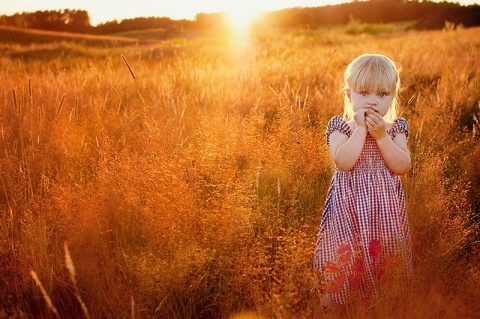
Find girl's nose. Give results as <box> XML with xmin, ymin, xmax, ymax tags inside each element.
<box><xmin>367</xmin><ymin>101</ymin><xmax>377</xmax><ymax>106</ymax></box>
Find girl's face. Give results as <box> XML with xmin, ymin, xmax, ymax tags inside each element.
<box><xmin>347</xmin><ymin>89</ymin><xmax>394</xmax><ymax>117</ymax></box>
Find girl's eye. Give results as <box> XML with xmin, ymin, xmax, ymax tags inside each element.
<box><xmin>379</xmin><ymin>92</ymin><xmax>389</xmax><ymax>97</ymax></box>
<box><xmin>360</xmin><ymin>91</ymin><xmax>368</xmax><ymax>96</ymax></box>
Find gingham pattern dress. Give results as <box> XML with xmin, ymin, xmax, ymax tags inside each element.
<box><xmin>314</xmin><ymin>116</ymin><xmax>412</xmax><ymax>304</ymax></box>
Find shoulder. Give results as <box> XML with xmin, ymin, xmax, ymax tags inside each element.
<box><xmin>326</xmin><ymin>116</ymin><xmax>352</xmax><ymax>145</ymax></box>
<box><xmin>327</xmin><ymin>115</ymin><xmax>344</xmax><ymax>127</ymax></box>
<box><xmin>388</xmin><ymin>117</ymin><xmax>410</xmax><ymax>139</ymax></box>
<box><xmin>326</xmin><ymin>116</ymin><xmax>352</xmax><ymax>135</ymax></box>
<box><xmin>394</xmin><ymin>117</ymin><xmax>408</xmax><ymax>127</ymax></box>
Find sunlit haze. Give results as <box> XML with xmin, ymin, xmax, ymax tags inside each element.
<box><xmin>0</xmin><ymin>0</ymin><xmax>478</xmax><ymax>25</ymax></box>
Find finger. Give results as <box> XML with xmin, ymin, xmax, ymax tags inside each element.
<box><xmin>365</xmin><ymin>114</ymin><xmax>378</xmax><ymax>125</ymax></box>
<box><xmin>369</xmin><ymin>112</ymin><xmax>383</xmax><ymax>125</ymax></box>
<box><xmin>365</xmin><ymin>118</ymin><xmax>375</xmax><ymax>130</ymax></box>
<box><xmin>372</xmin><ymin>112</ymin><xmax>382</xmax><ymax>122</ymax></box>
<box><xmin>367</xmin><ymin>109</ymin><xmax>380</xmax><ymax>118</ymax></box>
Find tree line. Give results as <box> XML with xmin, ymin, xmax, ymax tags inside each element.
<box><xmin>0</xmin><ymin>0</ymin><xmax>479</xmax><ymax>35</ymax></box>
<box><xmin>264</xmin><ymin>0</ymin><xmax>480</xmax><ymax>29</ymax></box>
<box><xmin>0</xmin><ymin>9</ymin><xmax>91</xmax><ymax>33</ymax></box>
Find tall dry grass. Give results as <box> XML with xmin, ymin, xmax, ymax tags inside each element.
<box><xmin>0</xmin><ymin>25</ymin><xmax>479</xmax><ymax>318</ymax></box>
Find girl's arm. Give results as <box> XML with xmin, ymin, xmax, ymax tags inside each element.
<box><xmin>329</xmin><ymin>109</ymin><xmax>368</xmax><ymax>171</ymax></box>
<box><xmin>365</xmin><ymin>110</ymin><xmax>411</xmax><ymax>175</ymax></box>
<box><xmin>375</xmin><ymin>133</ymin><xmax>410</xmax><ymax>175</ymax></box>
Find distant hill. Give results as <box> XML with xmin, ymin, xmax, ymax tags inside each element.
<box><xmin>413</xmin><ymin>4</ymin><xmax>480</xmax><ymax>29</ymax></box>
<box><xmin>260</xmin><ymin>1</ymin><xmax>480</xmax><ymax>30</ymax></box>
<box><xmin>0</xmin><ymin>25</ymin><xmax>139</xmax><ymax>46</ymax></box>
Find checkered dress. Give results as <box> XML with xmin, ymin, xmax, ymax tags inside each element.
<box><xmin>314</xmin><ymin>116</ymin><xmax>412</xmax><ymax>304</ymax></box>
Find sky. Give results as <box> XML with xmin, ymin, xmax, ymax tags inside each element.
<box><xmin>0</xmin><ymin>0</ymin><xmax>479</xmax><ymax>26</ymax></box>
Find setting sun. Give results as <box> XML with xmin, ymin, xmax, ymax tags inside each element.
<box><xmin>225</xmin><ymin>5</ymin><xmax>265</xmax><ymax>39</ymax></box>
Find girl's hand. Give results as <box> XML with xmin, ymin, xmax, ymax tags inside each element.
<box><xmin>353</xmin><ymin>107</ymin><xmax>369</xmax><ymax>128</ymax></box>
<box><xmin>365</xmin><ymin>109</ymin><xmax>387</xmax><ymax>140</ymax></box>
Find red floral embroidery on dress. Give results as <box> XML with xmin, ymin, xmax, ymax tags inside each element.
<box><xmin>330</xmin><ymin>274</ymin><xmax>347</xmax><ymax>293</ymax></box>
<box><xmin>323</xmin><ymin>261</ymin><xmax>342</xmax><ymax>275</ymax></box>
<box><xmin>351</xmin><ymin>257</ymin><xmax>364</xmax><ymax>273</ymax></box>
<box><xmin>323</xmin><ymin>244</ymin><xmax>367</xmax><ymax>294</ymax></box>
<box><xmin>348</xmin><ymin>274</ymin><xmax>361</xmax><ymax>291</ymax></box>
<box><xmin>338</xmin><ymin>244</ymin><xmax>353</xmax><ymax>264</ymax></box>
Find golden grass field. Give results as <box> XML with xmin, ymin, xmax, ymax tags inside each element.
<box><xmin>0</xmin><ymin>24</ymin><xmax>479</xmax><ymax>318</ymax></box>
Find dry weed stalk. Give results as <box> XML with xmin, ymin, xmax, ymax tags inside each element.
<box><xmin>55</xmin><ymin>94</ymin><xmax>66</xmax><ymax>119</ymax></box>
<box><xmin>28</xmin><ymin>78</ymin><xmax>33</xmax><ymax>99</ymax></box>
<box><xmin>121</xmin><ymin>54</ymin><xmax>147</xmax><ymax>106</ymax></box>
<box><xmin>122</xmin><ymin>55</ymin><xmax>136</xmax><ymax>80</ymax></box>
<box><xmin>69</xmin><ymin>97</ymin><xmax>78</xmax><ymax>124</ymax></box>
<box><xmin>12</xmin><ymin>88</ymin><xmax>18</xmax><ymax>111</ymax></box>
<box><xmin>64</xmin><ymin>242</ymin><xmax>91</xmax><ymax>319</ymax></box>
<box><xmin>131</xmin><ymin>296</ymin><xmax>135</xmax><ymax>319</ymax></box>
<box><xmin>30</xmin><ymin>270</ymin><xmax>61</xmax><ymax>319</ymax></box>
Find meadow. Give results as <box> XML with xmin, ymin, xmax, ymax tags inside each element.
<box><xmin>0</xmin><ymin>24</ymin><xmax>479</xmax><ymax>318</ymax></box>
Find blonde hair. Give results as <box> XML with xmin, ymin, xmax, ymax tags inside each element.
<box><xmin>343</xmin><ymin>54</ymin><xmax>401</xmax><ymax>122</ymax></box>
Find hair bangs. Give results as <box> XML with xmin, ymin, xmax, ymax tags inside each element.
<box><xmin>347</xmin><ymin>56</ymin><xmax>398</xmax><ymax>94</ymax></box>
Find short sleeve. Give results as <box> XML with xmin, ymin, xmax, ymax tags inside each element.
<box><xmin>388</xmin><ymin>118</ymin><xmax>410</xmax><ymax>139</ymax></box>
<box><xmin>326</xmin><ymin>116</ymin><xmax>352</xmax><ymax>146</ymax></box>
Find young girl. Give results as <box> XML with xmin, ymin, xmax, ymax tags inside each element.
<box><xmin>314</xmin><ymin>54</ymin><xmax>412</xmax><ymax>314</ymax></box>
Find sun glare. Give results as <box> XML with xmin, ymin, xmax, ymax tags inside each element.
<box><xmin>225</xmin><ymin>5</ymin><xmax>264</xmax><ymax>40</ymax></box>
